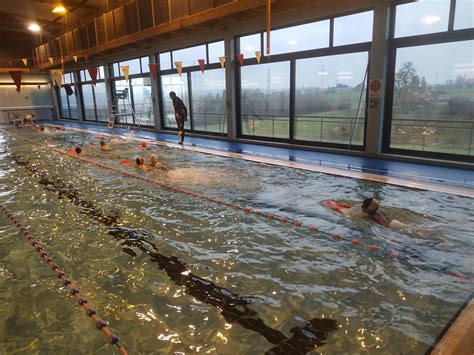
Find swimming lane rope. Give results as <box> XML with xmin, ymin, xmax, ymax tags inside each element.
<box><xmin>4</xmin><ymin>130</ymin><xmax>399</xmax><ymax>259</ymax></box>
<box><xmin>0</xmin><ymin>203</ymin><xmax>128</xmax><ymax>355</ymax></box>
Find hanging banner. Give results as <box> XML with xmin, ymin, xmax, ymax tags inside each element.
<box><xmin>120</xmin><ymin>66</ymin><xmax>130</xmax><ymax>81</ymax></box>
<box><xmin>219</xmin><ymin>56</ymin><xmax>225</xmax><ymax>69</ymax></box>
<box><xmin>8</xmin><ymin>59</ymin><xmax>13</xmax><ymax>66</ymax></box>
<box><xmin>255</xmin><ymin>51</ymin><xmax>261</xmax><ymax>64</ymax></box>
<box><xmin>149</xmin><ymin>63</ymin><xmax>158</xmax><ymax>79</ymax></box>
<box><xmin>198</xmin><ymin>59</ymin><xmax>205</xmax><ymax>73</ymax></box>
<box><xmin>51</xmin><ymin>69</ymin><xmax>63</xmax><ymax>88</ymax></box>
<box><xmin>175</xmin><ymin>61</ymin><xmax>183</xmax><ymax>77</ymax></box>
<box><xmin>236</xmin><ymin>53</ymin><xmax>244</xmax><ymax>66</ymax></box>
<box><xmin>9</xmin><ymin>71</ymin><xmax>22</xmax><ymax>93</ymax></box>
<box><xmin>49</xmin><ymin>57</ymin><xmax>54</xmax><ymax>64</ymax></box>
<box><xmin>22</xmin><ymin>58</ymin><xmax>28</xmax><ymax>66</ymax></box>
<box><xmin>87</xmin><ymin>67</ymin><xmax>98</xmax><ymax>86</ymax></box>
<box><xmin>73</xmin><ymin>55</ymin><xmax>78</xmax><ymax>63</ymax></box>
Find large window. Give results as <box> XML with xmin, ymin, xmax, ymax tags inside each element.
<box><xmin>111</xmin><ymin>57</ymin><xmax>153</xmax><ymax>126</ymax></box>
<box><xmin>385</xmin><ymin>1</ymin><xmax>474</xmax><ymax>159</ymax></box>
<box><xmin>79</xmin><ymin>66</ymin><xmax>108</xmax><ymax>122</ymax></box>
<box><xmin>295</xmin><ymin>52</ymin><xmax>368</xmax><ymax>145</ymax></box>
<box><xmin>241</xmin><ymin>62</ymin><xmax>290</xmax><ymax>139</ymax></box>
<box><xmin>237</xmin><ymin>10</ymin><xmax>372</xmax><ymax>148</ymax></box>
<box><xmin>58</xmin><ymin>73</ymin><xmax>79</xmax><ymax>119</ymax></box>
<box><xmin>158</xmin><ymin>41</ymin><xmax>227</xmax><ymax>134</ymax></box>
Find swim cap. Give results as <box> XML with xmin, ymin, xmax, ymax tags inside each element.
<box><xmin>141</xmin><ymin>141</ymin><xmax>147</xmax><ymax>148</ymax></box>
<box><xmin>100</xmin><ymin>140</ymin><xmax>106</xmax><ymax>146</ymax></box>
<box><xmin>75</xmin><ymin>147</ymin><xmax>82</xmax><ymax>154</ymax></box>
<box><xmin>136</xmin><ymin>157</ymin><xmax>144</xmax><ymax>165</ymax></box>
<box><xmin>362</xmin><ymin>198</ymin><xmax>379</xmax><ymax>215</ymax></box>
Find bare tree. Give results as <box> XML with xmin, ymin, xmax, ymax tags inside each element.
<box><xmin>394</xmin><ymin>62</ymin><xmax>418</xmax><ymax>113</ymax></box>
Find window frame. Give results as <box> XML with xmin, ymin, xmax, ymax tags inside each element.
<box><xmin>382</xmin><ymin>1</ymin><xmax>474</xmax><ymax>162</ymax></box>
<box><xmin>79</xmin><ymin>66</ymin><xmax>109</xmax><ymax>122</ymax></box>
<box><xmin>57</xmin><ymin>72</ymin><xmax>80</xmax><ymax>120</ymax></box>
<box><xmin>235</xmin><ymin>9</ymin><xmax>373</xmax><ymax>151</ymax></box>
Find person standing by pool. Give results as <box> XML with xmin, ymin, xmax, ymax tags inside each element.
<box><xmin>169</xmin><ymin>91</ymin><xmax>187</xmax><ymax>145</ymax></box>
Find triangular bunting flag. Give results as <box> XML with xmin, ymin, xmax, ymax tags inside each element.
<box><xmin>49</xmin><ymin>57</ymin><xmax>54</xmax><ymax>64</ymax></box>
<box><xmin>149</xmin><ymin>63</ymin><xmax>158</xmax><ymax>79</ymax></box>
<box><xmin>219</xmin><ymin>56</ymin><xmax>225</xmax><ymax>69</ymax></box>
<box><xmin>198</xmin><ymin>59</ymin><xmax>205</xmax><ymax>73</ymax></box>
<box><xmin>255</xmin><ymin>51</ymin><xmax>261</xmax><ymax>64</ymax></box>
<box><xmin>175</xmin><ymin>61</ymin><xmax>183</xmax><ymax>77</ymax></box>
<box><xmin>37</xmin><ymin>85</ymin><xmax>41</xmax><ymax>90</ymax></box>
<box><xmin>51</xmin><ymin>69</ymin><xmax>63</xmax><ymax>88</ymax></box>
<box><xmin>22</xmin><ymin>58</ymin><xmax>28</xmax><ymax>66</ymax></box>
<box><xmin>84</xmin><ymin>54</ymin><xmax>89</xmax><ymax>61</ymax></box>
<box><xmin>120</xmin><ymin>66</ymin><xmax>129</xmax><ymax>81</ymax></box>
<box><xmin>73</xmin><ymin>55</ymin><xmax>78</xmax><ymax>63</ymax></box>
<box><xmin>236</xmin><ymin>53</ymin><xmax>244</xmax><ymax>66</ymax></box>
<box><xmin>87</xmin><ymin>67</ymin><xmax>98</xmax><ymax>86</ymax></box>
<box><xmin>8</xmin><ymin>59</ymin><xmax>13</xmax><ymax>66</ymax></box>
<box><xmin>35</xmin><ymin>57</ymin><xmax>41</xmax><ymax>66</ymax></box>
<box><xmin>9</xmin><ymin>71</ymin><xmax>22</xmax><ymax>93</ymax></box>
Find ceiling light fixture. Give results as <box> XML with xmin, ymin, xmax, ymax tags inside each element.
<box><xmin>52</xmin><ymin>5</ymin><xmax>67</xmax><ymax>14</ymax></box>
<box><xmin>28</xmin><ymin>23</ymin><xmax>41</xmax><ymax>32</ymax></box>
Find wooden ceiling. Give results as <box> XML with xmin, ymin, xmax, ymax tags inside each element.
<box><xmin>0</xmin><ymin>0</ymin><xmax>129</xmax><ymax>58</ymax></box>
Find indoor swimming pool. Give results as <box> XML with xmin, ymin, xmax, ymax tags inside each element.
<box><xmin>0</xmin><ymin>126</ymin><xmax>472</xmax><ymax>354</ymax></box>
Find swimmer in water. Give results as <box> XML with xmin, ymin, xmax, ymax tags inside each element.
<box><xmin>67</xmin><ymin>147</ymin><xmax>83</xmax><ymax>157</ymax></box>
<box><xmin>99</xmin><ymin>140</ymin><xmax>112</xmax><ymax>151</ymax></box>
<box><xmin>135</xmin><ymin>157</ymin><xmax>152</xmax><ymax>172</ymax></box>
<box><xmin>33</xmin><ymin>126</ymin><xmax>45</xmax><ymax>133</ymax></box>
<box><xmin>139</xmin><ymin>141</ymin><xmax>150</xmax><ymax>150</ymax></box>
<box><xmin>321</xmin><ymin>197</ymin><xmax>405</xmax><ymax>229</ymax></box>
<box><xmin>149</xmin><ymin>154</ymin><xmax>160</xmax><ymax>168</ymax></box>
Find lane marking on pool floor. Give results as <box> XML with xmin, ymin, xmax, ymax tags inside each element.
<box><xmin>0</xmin><ymin>203</ymin><xmax>128</xmax><ymax>355</ymax></box>
<box><xmin>41</xmin><ymin>124</ymin><xmax>474</xmax><ymax>199</ymax></box>
<box><xmin>4</xmin><ymin>129</ymin><xmax>401</xmax><ymax>259</ymax></box>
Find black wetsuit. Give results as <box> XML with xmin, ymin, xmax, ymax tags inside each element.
<box><xmin>172</xmin><ymin>96</ymin><xmax>187</xmax><ymax>143</ymax></box>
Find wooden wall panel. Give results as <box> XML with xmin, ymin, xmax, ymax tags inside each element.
<box><xmin>152</xmin><ymin>0</ymin><xmax>169</xmax><ymax>25</ymax></box>
<box><xmin>137</xmin><ymin>0</ymin><xmax>153</xmax><ymax>30</ymax></box>
<box><xmin>87</xmin><ymin>21</ymin><xmax>97</xmax><ymax>48</ymax></box>
<box><xmin>79</xmin><ymin>25</ymin><xmax>89</xmax><ymax>50</ymax></box>
<box><xmin>114</xmin><ymin>6</ymin><xmax>127</xmax><ymax>38</ymax></box>
<box><xmin>104</xmin><ymin>11</ymin><xmax>116</xmax><ymax>42</ymax></box>
<box><xmin>73</xmin><ymin>28</ymin><xmax>82</xmax><ymax>51</ymax></box>
<box><xmin>170</xmin><ymin>0</ymin><xmax>189</xmax><ymax>21</ymax></box>
<box><xmin>95</xmin><ymin>16</ymin><xmax>106</xmax><ymax>45</ymax></box>
<box><xmin>125</xmin><ymin>2</ymin><xmax>139</xmax><ymax>35</ymax></box>
<box><xmin>190</xmin><ymin>0</ymin><xmax>213</xmax><ymax>14</ymax></box>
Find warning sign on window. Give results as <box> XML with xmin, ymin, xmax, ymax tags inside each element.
<box><xmin>369</xmin><ymin>79</ymin><xmax>382</xmax><ymax>98</ymax></box>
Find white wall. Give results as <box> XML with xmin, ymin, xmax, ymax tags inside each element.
<box><xmin>0</xmin><ymin>73</ymin><xmax>55</xmax><ymax>123</ymax></box>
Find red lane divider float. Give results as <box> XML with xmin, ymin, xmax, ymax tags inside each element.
<box><xmin>4</xmin><ymin>130</ymin><xmax>400</xmax><ymax>259</ymax></box>
<box><xmin>0</xmin><ymin>203</ymin><xmax>128</xmax><ymax>355</ymax></box>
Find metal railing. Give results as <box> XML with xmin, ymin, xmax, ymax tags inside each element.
<box><xmin>391</xmin><ymin>117</ymin><xmax>474</xmax><ymax>155</ymax></box>
<box><xmin>241</xmin><ymin>114</ymin><xmax>365</xmax><ymax>144</ymax></box>
<box><xmin>165</xmin><ymin>112</ymin><xmax>227</xmax><ymax>133</ymax></box>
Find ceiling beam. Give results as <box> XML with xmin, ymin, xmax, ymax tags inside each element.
<box><xmin>0</xmin><ymin>10</ymin><xmax>64</xmax><ymax>28</ymax></box>
<box><xmin>31</xmin><ymin>0</ymin><xmax>98</xmax><ymax>10</ymax></box>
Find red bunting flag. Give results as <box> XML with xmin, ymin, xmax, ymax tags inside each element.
<box><xmin>35</xmin><ymin>57</ymin><xmax>41</xmax><ymax>66</ymax></box>
<box><xmin>8</xmin><ymin>59</ymin><xmax>13</xmax><ymax>66</ymax></box>
<box><xmin>9</xmin><ymin>71</ymin><xmax>22</xmax><ymax>93</ymax></box>
<box><xmin>198</xmin><ymin>59</ymin><xmax>205</xmax><ymax>73</ymax></box>
<box><xmin>87</xmin><ymin>67</ymin><xmax>98</xmax><ymax>86</ymax></box>
<box><xmin>236</xmin><ymin>53</ymin><xmax>244</xmax><ymax>66</ymax></box>
<box><xmin>84</xmin><ymin>54</ymin><xmax>89</xmax><ymax>61</ymax></box>
<box><xmin>149</xmin><ymin>63</ymin><xmax>158</xmax><ymax>79</ymax></box>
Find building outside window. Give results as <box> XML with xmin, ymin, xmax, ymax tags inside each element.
<box><xmin>385</xmin><ymin>0</ymin><xmax>474</xmax><ymax>160</ymax></box>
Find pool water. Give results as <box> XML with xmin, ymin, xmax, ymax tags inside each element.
<box><xmin>0</xmin><ymin>126</ymin><xmax>472</xmax><ymax>354</ymax></box>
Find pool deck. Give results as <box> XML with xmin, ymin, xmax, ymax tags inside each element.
<box><xmin>15</xmin><ymin>121</ymin><xmax>474</xmax><ymax>197</ymax></box>
<box><xmin>429</xmin><ymin>296</ymin><xmax>474</xmax><ymax>355</ymax></box>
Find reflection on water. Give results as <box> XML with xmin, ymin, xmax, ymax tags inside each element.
<box><xmin>0</xmin><ymin>128</ymin><xmax>473</xmax><ymax>354</ymax></box>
